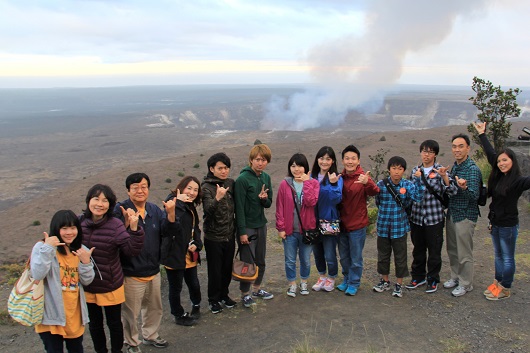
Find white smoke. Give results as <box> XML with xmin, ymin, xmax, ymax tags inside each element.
<box><xmin>262</xmin><ymin>0</ymin><xmax>492</xmax><ymax>131</ymax></box>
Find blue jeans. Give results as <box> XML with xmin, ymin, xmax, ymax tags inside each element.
<box><xmin>338</xmin><ymin>228</ymin><xmax>367</xmax><ymax>289</ymax></box>
<box><xmin>283</xmin><ymin>232</ymin><xmax>312</xmax><ymax>282</ymax></box>
<box><xmin>313</xmin><ymin>235</ymin><xmax>338</xmax><ymax>277</ymax></box>
<box><xmin>491</xmin><ymin>225</ymin><xmax>518</xmax><ymax>288</ymax></box>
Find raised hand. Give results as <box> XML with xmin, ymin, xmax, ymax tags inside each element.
<box><xmin>72</xmin><ymin>247</ymin><xmax>95</xmax><ymax>264</ymax></box>
<box><xmin>433</xmin><ymin>165</ymin><xmax>450</xmax><ymax>177</ymax></box>
<box><xmin>215</xmin><ymin>184</ymin><xmax>229</xmax><ymax>201</ymax></box>
<box><xmin>119</xmin><ymin>206</ymin><xmax>136</xmax><ymax>228</ymax></box>
<box><xmin>127</xmin><ymin>210</ymin><xmax>140</xmax><ymax>231</ymax></box>
<box><xmin>43</xmin><ymin>231</ymin><xmax>65</xmax><ymax>248</ymax></box>
<box><xmin>455</xmin><ymin>176</ymin><xmax>468</xmax><ymax>190</ymax></box>
<box><xmin>162</xmin><ymin>197</ymin><xmax>177</xmax><ymax>213</ymax></box>
<box><xmin>473</xmin><ymin>121</ymin><xmax>486</xmax><ymax>135</ymax></box>
<box><xmin>294</xmin><ymin>173</ymin><xmax>309</xmax><ymax>183</ymax></box>
<box><xmin>414</xmin><ymin>168</ymin><xmax>422</xmax><ymax>178</ymax></box>
<box><xmin>328</xmin><ymin>172</ymin><xmax>341</xmax><ymax>184</ymax></box>
<box><xmin>175</xmin><ymin>189</ymin><xmax>191</xmax><ymax>203</ymax></box>
<box><xmin>354</xmin><ymin>171</ymin><xmax>372</xmax><ymax>184</ymax></box>
<box><xmin>258</xmin><ymin>184</ymin><xmax>269</xmax><ymax>199</ymax></box>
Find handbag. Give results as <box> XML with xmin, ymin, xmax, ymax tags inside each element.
<box><xmin>291</xmin><ymin>189</ymin><xmax>321</xmax><ymax>245</ymax></box>
<box><xmin>7</xmin><ymin>257</ymin><xmax>44</xmax><ymax>326</ymax></box>
<box><xmin>232</xmin><ymin>242</ymin><xmax>259</xmax><ymax>282</ymax></box>
<box><xmin>319</xmin><ymin>219</ymin><xmax>340</xmax><ymax>235</ymax></box>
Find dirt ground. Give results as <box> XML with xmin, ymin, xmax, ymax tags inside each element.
<box><xmin>1</xmin><ymin>124</ymin><xmax>530</xmax><ymax>352</ymax></box>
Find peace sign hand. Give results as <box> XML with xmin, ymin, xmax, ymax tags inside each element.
<box><xmin>258</xmin><ymin>184</ymin><xmax>269</xmax><ymax>199</ymax></box>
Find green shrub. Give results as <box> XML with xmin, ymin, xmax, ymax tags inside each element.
<box><xmin>32</xmin><ymin>220</ymin><xmax>41</xmax><ymax>226</ymax></box>
<box><xmin>475</xmin><ymin>157</ymin><xmax>492</xmax><ymax>183</ymax></box>
<box><xmin>165</xmin><ymin>178</ymin><xmax>172</xmax><ymax>183</ymax></box>
<box><xmin>0</xmin><ymin>263</ymin><xmax>25</xmax><ymax>285</ymax></box>
<box><xmin>177</xmin><ymin>171</ymin><xmax>185</xmax><ymax>177</ymax></box>
<box><xmin>193</xmin><ymin>163</ymin><xmax>200</xmax><ymax>169</ymax></box>
<box><xmin>379</xmin><ymin>136</ymin><xmax>386</xmax><ymax>142</ymax></box>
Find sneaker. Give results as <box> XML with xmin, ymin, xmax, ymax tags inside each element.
<box><xmin>337</xmin><ymin>279</ymin><xmax>348</xmax><ymax>292</ymax></box>
<box><xmin>252</xmin><ymin>289</ymin><xmax>274</xmax><ymax>300</ymax></box>
<box><xmin>142</xmin><ymin>336</ymin><xmax>168</xmax><ymax>348</ymax></box>
<box><xmin>452</xmin><ymin>285</ymin><xmax>473</xmax><ymax>297</ymax></box>
<box><xmin>287</xmin><ymin>284</ymin><xmax>297</xmax><ymax>297</ymax></box>
<box><xmin>175</xmin><ymin>312</ymin><xmax>196</xmax><ymax>326</ymax></box>
<box><xmin>425</xmin><ymin>281</ymin><xmax>438</xmax><ymax>294</ymax></box>
<box><xmin>190</xmin><ymin>304</ymin><xmax>201</xmax><ymax>319</ymax></box>
<box><xmin>373</xmin><ymin>279</ymin><xmax>391</xmax><ymax>293</ymax></box>
<box><xmin>405</xmin><ymin>279</ymin><xmax>426</xmax><ymax>289</ymax></box>
<box><xmin>484</xmin><ymin>280</ymin><xmax>499</xmax><ymax>296</ymax></box>
<box><xmin>126</xmin><ymin>345</ymin><xmax>142</xmax><ymax>353</ymax></box>
<box><xmin>209</xmin><ymin>301</ymin><xmax>223</xmax><ymax>314</ymax></box>
<box><xmin>345</xmin><ymin>285</ymin><xmax>358</xmax><ymax>296</ymax></box>
<box><xmin>300</xmin><ymin>282</ymin><xmax>309</xmax><ymax>295</ymax></box>
<box><xmin>443</xmin><ymin>278</ymin><xmax>459</xmax><ymax>289</ymax></box>
<box><xmin>312</xmin><ymin>277</ymin><xmax>327</xmax><ymax>291</ymax></box>
<box><xmin>242</xmin><ymin>295</ymin><xmax>256</xmax><ymax>308</ymax></box>
<box><xmin>392</xmin><ymin>283</ymin><xmax>403</xmax><ymax>298</ymax></box>
<box><xmin>221</xmin><ymin>297</ymin><xmax>237</xmax><ymax>308</ymax></box>
<box><xmin>322</xmin><ymin>278</ymin><xmax>335</xmax><ymax>292</ymax></box>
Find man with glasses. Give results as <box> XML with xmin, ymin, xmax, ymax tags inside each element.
<box><xmin>406</xmin><ymin>141</ymin><xmax>457</xmax><ymax>293</ymax></box>
<box><xmin>115</xmin><ymin>173</ymin><xmax>168</xmax><ymax>353</ymax></box>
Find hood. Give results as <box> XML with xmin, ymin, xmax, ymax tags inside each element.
<box><xmin>341</xmin><ymin>165</ymin><xmax>365</xmax><ymax>179</ymax></box>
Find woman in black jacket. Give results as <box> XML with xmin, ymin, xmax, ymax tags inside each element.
<box><xmin>474</xmin><ymin>122</ymin><xmax>530</xmax><ymax>300</ymax></box>
<box><xmin>161</xmin><ymin>176</ymin><xmax>203</xmax><ymax>326</ymax></box>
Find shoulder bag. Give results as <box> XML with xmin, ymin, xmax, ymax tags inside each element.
<box><xmin>291</xmin><ymin>189</ymin><xmax>321</xmax><ymax>245</ymax></box>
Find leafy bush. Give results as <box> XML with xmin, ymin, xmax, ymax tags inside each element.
<box><xmin>165</xmin><ymin>178</ymin><xmax>172</xmax><ymax>183</ymax></box>
<box><xmin>32</xmin><ymin>220</ymin><xmax>41</xmax><ymax>226</ymax></box>
<box><xmin>177</xmin><ymin>171</ymin><xmax>185</xmax><ymax>177</ymax></box>
<box><xmin>193</xmin><ymin>163</ymin><xmax>200</xmax><ymax>169</ymax></box>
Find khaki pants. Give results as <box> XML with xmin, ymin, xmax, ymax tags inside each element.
<box><xmin>446</xmin><ymin>216</ymin><xmax>476</xmax><ymax>287</ymax></box>
<box><xmin>122</xmin><ymin>273</ymin><xmax>163</xmax><ymax>346</ymax></box>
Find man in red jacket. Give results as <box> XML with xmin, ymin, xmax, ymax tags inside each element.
<box><xmin>337</xmin><ymin>145</ymin><xmax>380</xmax><ymax>296</ymax></box>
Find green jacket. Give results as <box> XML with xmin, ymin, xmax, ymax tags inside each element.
<box><xmin>234</xmin><ymin>166</ymin><xmax>273</xmax><ymax>235</ymax></box>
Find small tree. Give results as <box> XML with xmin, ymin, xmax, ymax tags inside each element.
<box><xmin>368</xmin><ymin>148</ymin><xmax>389</xmax><ymax>181</ymax></box>
<box><xmin>467</xmin><ymin>76</ymin><xmax>521</xmax><ymax>154</ymax></box>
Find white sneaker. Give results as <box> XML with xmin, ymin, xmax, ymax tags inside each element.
<box><xmin>452</xmin><ymin>285</ymin><xmax>473</xmax><ymax>297</ymax></box>
<box><xmin>443</xmin><ymin>278</ymin><xmax>459</xmax><ymax>289</ymax></box>
<box><xmin>322</xmin><ymin>278</ymin><xmax>335</xmax><ymax>292</ymax></box>
<box><xmin>287</xmin><ymin>284</ymin><xmax>297</xmax><ymax>297</ymax></box>
<box><xmin>312</xmin><ymin>277</ymin><xmax>326</xmax><ymax>291</ymax></box>
<box><xmin>300</xmin><ymin>282</ymin><xmax>309</xmax><ymax>295</ymax></box>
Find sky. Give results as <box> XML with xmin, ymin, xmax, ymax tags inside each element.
<box><xmin>0</xmin><ymin>0</ymin><xmax>529</xmax><ymax>89</ymax></box>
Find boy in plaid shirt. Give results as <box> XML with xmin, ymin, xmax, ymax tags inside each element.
<box><xmin>373</xmin><ymin>156</ymin><xmax>425</xmax><ymax>297</ymax></box>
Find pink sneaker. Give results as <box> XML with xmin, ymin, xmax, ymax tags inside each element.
<box><xmin>322</xmin><ymin>278</ymin><xmax>335</xmax><ymax>292</ymax></box>
<box><xmin>312</xmin><ymin>278</ymin><xmax>327</xmax><ymax>291</ymax></box>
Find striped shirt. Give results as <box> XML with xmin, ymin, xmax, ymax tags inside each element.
<box><xmin>448</xmin><ymin>157</ymin><xmax>482</xmax><ymax>223</ymax></box>
<box><xmin>376</xmin><ymin>177</ymin><xmax>425</xmax><ymax>239</ymax></box>
<box><xmin>409</xmin><ymin>163</ymin><xmax>458</xmax><ymax>226</ymax></box>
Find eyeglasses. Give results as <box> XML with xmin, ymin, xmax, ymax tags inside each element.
<box><xmin>421</xmin><ymin>150</ymin><xmax>436</xmax><ymax>155</ymax></box>
<box><xmin>130</xmin><ymin>185</ymin><xmax>149</xmax><ymax>192</ymax></box>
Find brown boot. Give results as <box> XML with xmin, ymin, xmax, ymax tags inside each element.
<box><xmin>485</xmin><ymin>283</ymin><xmax>511</xmax><ymax>301</ymax></box>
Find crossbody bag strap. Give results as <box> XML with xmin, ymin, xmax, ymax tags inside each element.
<box><xmin>383</xmin><ymin>178</ymin><xmax>405</xmax><ymax>209</ymax></box>
<box><xmin>291</xmin><ymin>189</ymin><xmax>306</xmax><ymax>233</ymax></box>
<box><xmin>420</xmin><ymin>170</ymin><xmax>445</xmax><ymax>205</ymax></box>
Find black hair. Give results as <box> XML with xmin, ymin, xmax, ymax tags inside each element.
<box><xmin>488</xmin><ymin>148</ymin><xmax>521</xmax><ymax>197</ymax></box>
<box><xmin>172</xmin><ymin>176</ymin><xmax>202</xmax><ymax>206</ymax></box>
<box><xmin>451</xmin><ymin>133</ymin><xmax>471</xmax><ymax>146</ymax></box>
<box><xmin>83</xmin><ymin>184</ymin><xmax>117</xmax><ymax>219</ymax></box>
<box><xmin>207</xmin><ymin>152</ymin><xmax>231</xmax><ymax>171</ymax></box>
<box><xmin>125</xmin><ymin>173</ymin><xmax>150</xmax><ymax>190</ymax></box>
<box><xmin>387</xmin><ymin>156</ymin><xmax>407</xmax><ymax>170</ymax></box>
<box><xmin>341</xmin><ymin>145</ymin><xmax>361</xmax><ymax>159</ymax></box>
<box><xmin>287</xmin><ymin>153</ymin><xmax>310</xmax><ymax>178</ymax></box>
<box><xmin>49</xmin><ymin>210</ymin><xmax>83</xmax><ymax>255</ymax></box>
<box><xmin>419</xmin><ymin>140</ymin><xmax>439</xmax><ymax>155</ymax></box>
<box><xmin>311</xmin><ymin>146</ymin><xmax>338</xmax><ymax>184</ymax></box>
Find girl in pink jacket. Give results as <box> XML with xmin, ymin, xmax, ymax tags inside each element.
<box><xmin>276</xmin><ymin>153</ymin><xmax>319</xmax><ymax>298</ymax></box>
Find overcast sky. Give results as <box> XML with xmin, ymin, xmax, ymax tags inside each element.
<box><xmin>0</xmin><ymin>0</ymin><xmax>529</xmax><ymax>88</ymax></box>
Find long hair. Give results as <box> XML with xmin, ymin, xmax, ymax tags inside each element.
<box><xmin>83</xmin><ymin>184</ymin><xmax>117</xmax><ymax>219</ymax></box>
<box><xmin>172</xmin><ymin>176</ymin><xmax>202</xmax><ymax>206</ymax></box>
<box><xmin>49</xmin><ymin>210</ymin><xmax>83</xmax><ymax>255</ymax></box>
<box><xmin>311</xmin><ymin>146</ymin><xmax>338</xmax><ymax>185</ymax></box>
<box><xmin>487</xmin><ymin>148</ymin><xmax>521</xmax><ymax>197</ymax></box>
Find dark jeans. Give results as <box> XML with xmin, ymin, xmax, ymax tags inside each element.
<box><xmin>166</xmin><ymin>267</ymin><xmax>202</xmax><ymax>318</ymax></box>
<box><xmin>313</xmin><ymin>234</ymin><xmax>338</xmax><ymax>277</ymax></box>
<box><xmin>237</xmin><ymin>226</ymin><xmax>267</xmax><ymax>294</ymax></box>
<box><xmin>86</xmin><ymin>302</ymin><xmax>123</xmax><ymax>353</ymax></box>
<box><xmin>376</xmin><ymin>235</ymin><xmax>409</xmax><ymax>278</ymax></box>
<box><xmin>39</xmin><ymin>331</ymin><xmax>83</xmax><ymax>353</ymax></box>
<box><xmin>410</xmin><ymin>221</ymin><xmax>444</xmax><ymax>283</ymax></box>
<box><xmin>205</xmin><ymin>238</ymin><xmax>235</xmax><ymax>303</ymax></box>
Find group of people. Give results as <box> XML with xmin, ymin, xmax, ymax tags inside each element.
<box><xmin>29</xmin><ymin>124</ymin><xmax>528</xmax><ymax>353</ymax></box>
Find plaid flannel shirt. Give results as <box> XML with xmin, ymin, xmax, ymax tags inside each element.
<box><xmin>447</xmin><ymin>157</ymin><xmax>482</xmax><ymax>223</ymax></box>
<box><xmin>376</xmin><ymin>177</ymin><xmax>425</xmax><ymax>239</ymax></box>
<box><xmin>409</xmin><ymin>163</ymin><xmax>458</xmax><ymax>226</ymax></box>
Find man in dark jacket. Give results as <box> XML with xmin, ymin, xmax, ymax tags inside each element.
<box><xmin>202</xmin><ymin>153</ymin><xmax>237</xmax><ymax>314</ymax></box>
<box><xmin>115</xmin><ymin>173</ymin><xmax>168</xmax><ymax>353</ymax></box>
